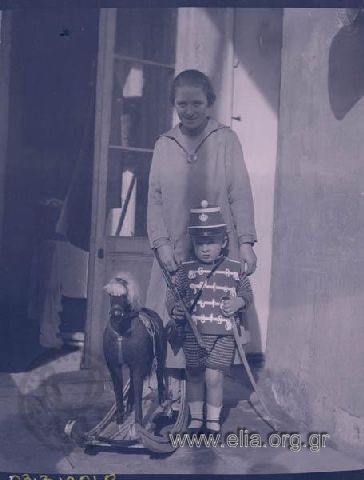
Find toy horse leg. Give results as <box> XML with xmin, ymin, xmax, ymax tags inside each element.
<box><xmin>155</xmin><ymin>326</ymin><xmax>167</xmax><ymax>405</ymax></box>
<box><xmin>132</xmin><ymin>368</ymin><xmax>144</xmax><ymax>426</ymax></box>
<box><xmin>109</xmin><ymin>365</ymin><xmax>124</xmax><ymax>424</ymax></box>
<box><xmin>126</xmin><ymin>372</ymin><xmax>134</xmax><ymax>414</ymax></box>
<box><xmin>156</xmin><ymin>363</ymin><xmax>166</xmax><ymax>405</ymax></box>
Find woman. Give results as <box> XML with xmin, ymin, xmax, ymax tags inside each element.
<box><xmin>146</xmin><ymin>69</ymin><xmax>257</xmax><ymax>368</ymax></box>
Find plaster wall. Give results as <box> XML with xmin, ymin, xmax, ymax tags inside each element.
<box><xmin>175</xmin><ymin>8</ymin><xmax>283</xmax><ymax>353</ymax></box>
<box><xmin>265</xmin><ymin>8</ymin><xmax>364</xmax><ymax>447</ymax></box>
<box><xmin>232</xmin><ymin>9</ymin><xmax>282</xmax><ymax>352</ymax></box>
<box><xmin>174</xmin><ymin>8</ymin><xmax>234</xmax><ymax>125</ymax></box>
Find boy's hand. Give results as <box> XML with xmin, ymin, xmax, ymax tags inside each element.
<box><xmin>171</xmin><ymin>302</ymin><xmax>186</xmax><ymax>325</ymax></box>
<box><xmin>165</xmin><ymin>320</ymin><xmax>185</xmax><ymax>353</ymax></box>
<box><xmin>221</xmin><ymin>297</ymin><xmax>245</xmax><ymax>317</ymax></box>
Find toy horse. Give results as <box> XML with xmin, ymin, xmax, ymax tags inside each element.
<box><xmin>103</xmin><ymin>273</ymin><xmax>166</xmax><ymax>426</ymax></box>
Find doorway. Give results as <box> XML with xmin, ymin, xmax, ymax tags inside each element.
<box><xmin>0</xmin><ymin>9</ymin><xmax>99</xmax><ymax>371</ymax></box>
<box><xmin>84</xmin><ymin>8</ymin><xmax>177</xmax><ymax>367</ymax></box>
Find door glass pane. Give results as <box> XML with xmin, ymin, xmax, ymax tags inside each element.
<box><xmin>115</xmin><ymin>8</ymin><xmax>177</xmax><ymax>65</ymax></box>
<box><xmin>105</xmin><ymin>8</ymin><xmax>177</xmax><ymax>238</ymax></box>
<box><xmin>109</xmin><ymin>63</ymin><xmax>175</xmax><ymax>150</ymax></box>
<box><xmin>106</xmin><ymin>149</ymin><xmax>151</xmax><ymax>237</ymax></box>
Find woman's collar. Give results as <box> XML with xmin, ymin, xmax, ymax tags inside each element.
<box><xmin>161</xmin><ymin>117</ymin><xmax>227</xmax><ymax>143</ymax></box>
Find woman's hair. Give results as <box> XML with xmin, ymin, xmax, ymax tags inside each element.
<box><xmin>169</xmin><ymin>69</ymin><xmax>216</xmax><ymax>107</ymax></box>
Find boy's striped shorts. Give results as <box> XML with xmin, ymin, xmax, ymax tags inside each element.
<box><xmin>183</xmin><ymin>331</ymin><xmax>235</xmax><ymax>372</ymax></box>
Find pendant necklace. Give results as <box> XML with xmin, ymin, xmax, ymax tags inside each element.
<box><xmin>173</xmin><ymin>135</ymin><xmax>206</xmax><ymax>164</ymax></box>
<box><xmin>172</xmin><ymin>122</ymin><xmax>217</xmax><ymax>164</ymax></box>
<box><xmin>171</xmin><ymin>139</ymin><xmax>201</xmax><ymax>164</ymax></box>
<box><xmin>179</xmin><ymin>137</ymin><xmax>202</xmax><ymax>164</ymax></box>
<box><xmin>187</xmin><ymin>152</ymin><xmax>198</xmax><ymax>164</ymax></box>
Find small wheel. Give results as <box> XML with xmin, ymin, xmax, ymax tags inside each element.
<box><xmin>137</xmin><ymin>370</ymin><xmax>189</xmax><ymax>453</ymax></box>
<box><xmin>141</xmin><ymin>369</ymin><xmax>188</xmax><ymax>434</ymax></box>
<box><xmin>65</xmin><ymin>419</ymin><xmax>86</xmax><ymax>446</ymax></box>
<box><xmin>84</xmin><ymin>445</ymin><xmax>99</xmax><ymax>456</ymax></box>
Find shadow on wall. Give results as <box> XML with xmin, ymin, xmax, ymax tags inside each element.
<box><xmin>208</xmin><ymin>8</ymin><xmax>283</xmax><ymax>114</ymax></box>
<box><xmin>206</xmin><ymin>9</ymin><xmax>283</xmax><ymax>354</ymax></box>
<box><xmin>329</xmin><ymin>17</ymin><xmax>364</xmax><ymax>119</ymax></box>
<box><xmin>247</xmin><ymin>304</ymin><xmax>262</xmax><ymax>353</ymax></box>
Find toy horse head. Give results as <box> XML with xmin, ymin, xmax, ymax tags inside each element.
<box><xmin>104</xmin><ymin>272</ymin><xmax>142</xmax><ymax>324</ymax></box>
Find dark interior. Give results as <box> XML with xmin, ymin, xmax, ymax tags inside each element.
<box><xmin>0</xmin><ymin>9</ymin><xmax>99</xmax><ymax>370</ymax></box>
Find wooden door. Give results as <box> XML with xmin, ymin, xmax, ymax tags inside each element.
<box><xmin>83</xmin><ymin>8</ymin><xmax>177</xmax><ymax>367</ymax></box>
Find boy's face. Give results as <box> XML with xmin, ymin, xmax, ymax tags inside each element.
<box><xmin>192</xmin><ymin>236</ymin><xmax>225</xmax><ymax>263</ymax></box>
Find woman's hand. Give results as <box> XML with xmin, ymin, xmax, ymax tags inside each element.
<box><xmin>157</xmin><ymin>244</ymin><xmax>178</xmax><ymax>273</ymax></box>
<box><xmin>239</xmin><ymin>243</ymin><xmax>257</xmax><ymax>276</ymax></box>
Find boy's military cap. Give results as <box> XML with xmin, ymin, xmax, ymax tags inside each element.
<box><xmin>188</xmin><ymin>200</ymin><xmax>227</xmax><ymax>238</ymax></box>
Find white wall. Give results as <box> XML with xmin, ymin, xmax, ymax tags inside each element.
<box><xmin>174</xmin><ymin>8</ymin><xmax>234</xmax><ymax>125</ymax></box>
<box><xmin>265</xmin><ymin>8</ymin><xmax>364</xmax><ymax>450</ymax></box>
<box><xmin>231</xmin><ymin>9</ymin><xmax>282</xmax><ymax>352</ymax></box>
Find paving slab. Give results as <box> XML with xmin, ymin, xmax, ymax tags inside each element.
<box><xmin>2</xmin><ymin>349</ymin><xmax>364</xmax><ymax>475</ymax></box>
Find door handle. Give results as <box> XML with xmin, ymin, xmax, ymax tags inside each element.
<box><xmin>231</xmin><ymin>115</ymin><xmax>241</xmax><ymax>122</ymax></box>
<box><xmin>97</xmin><ymin>248</ymin><xmax>104</xmax><ymax>259</ymax></box>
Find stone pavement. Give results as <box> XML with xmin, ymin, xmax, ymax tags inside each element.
<box><xmin>1</xmin><ymin>347</ymin><xmax>364</xmax><ymax>476</ymax></box>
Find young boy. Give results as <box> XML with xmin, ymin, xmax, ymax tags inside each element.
<box><xmin>167</xmin><ymin>200</ymin><xmax>253</xmax><ymax>434</ymax></box>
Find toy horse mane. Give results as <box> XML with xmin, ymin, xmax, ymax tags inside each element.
<box><xmin>103</xmin><ymin>272</ymin><xmax>142</xmax><ymax>312</ymax></box>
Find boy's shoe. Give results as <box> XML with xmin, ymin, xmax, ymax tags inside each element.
<box><xmin>204</xmin><ymin>419</ymin><xmax>221</xmax><ymax>435</ymax></box>
<box><xmin>186</xmin><ymin>417</ymin><xmax>204</xmax><ymax>435</ymax></box>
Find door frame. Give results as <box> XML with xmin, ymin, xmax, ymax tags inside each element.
<box><xmin>83</xmin><ymin>8</ymin><xmax>117</xmax><ymax>368</ymax></box>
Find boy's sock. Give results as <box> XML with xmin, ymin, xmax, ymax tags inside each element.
<box><xmin>188</xmin><ymin>401</ymin><xmax>204</xmax><ymax>429</ymax></box>
<box><xmin>206</xmin><ymin>404</ymin><xmax>222</xmax><ymax>432</ymax></box>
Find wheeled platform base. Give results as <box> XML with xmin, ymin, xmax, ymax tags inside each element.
<box><xmin>65</xmin><ymin>373</ymin><xmax>189</xmax><ymax>454</ymax></box>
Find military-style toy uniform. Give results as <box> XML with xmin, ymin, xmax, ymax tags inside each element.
<box><xmin>167</xmin><ymin>201</ymin><xmax>253</xmax><ymax>371</ymax></box>
<box><xmin>174</xmin><ymin>257</ymin><xmax>252</xmax><ymax>336</ymax></box>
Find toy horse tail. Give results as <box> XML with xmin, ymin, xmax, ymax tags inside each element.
<box><xmin>140</xmin><ymin>308</ymin><xmax>167</xmax><ymax>369</ymax></box>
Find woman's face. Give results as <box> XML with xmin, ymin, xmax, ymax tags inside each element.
<box><xmin>174</xmin><ymin>85</ymin><xmax>209</xmax><ymax>134</ymax></box>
